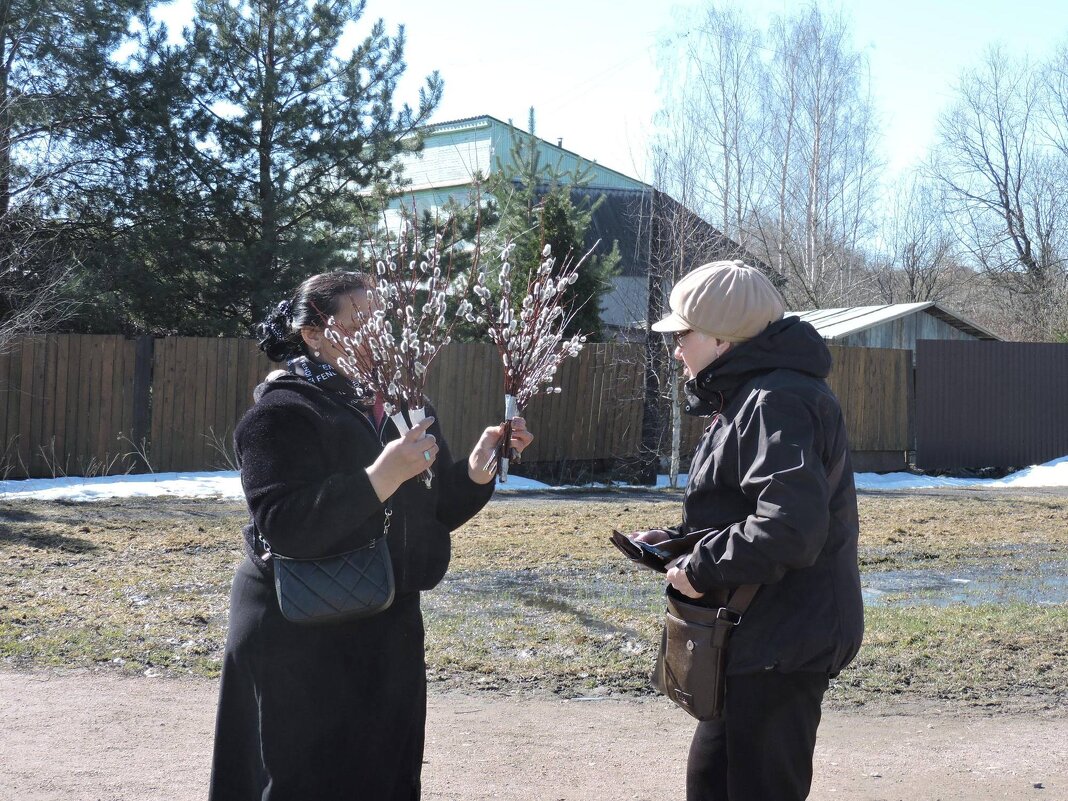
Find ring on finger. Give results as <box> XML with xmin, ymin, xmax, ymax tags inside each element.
<box><xmin>423</xmin><ymin>450</ymin><xmax>432</xmax><ymax>462</ymax></box>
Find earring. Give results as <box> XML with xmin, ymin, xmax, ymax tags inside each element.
<box><xmin>314</xmin><ymin>350</ymin><xmax>320</xmax><ymax>357</ymax></box>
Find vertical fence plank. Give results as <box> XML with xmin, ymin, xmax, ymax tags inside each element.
<box><xmin>192</xmin><ymin>337</ymin><xmax>209</xmax><ymax>470</ymax></box>
<box><xmin>116</xmin><ymin>337</ymin><xmax>136</xmax><ymax>473</ymax></box>
<box><xmin>0</xmin><ymin>345</ymin><xmax>13</xmax><ymax>471</ymax></box>
<box><xmin>213</xmin><ymin>339</ymin><xmax>233</xmax><ymax>469</ymax></box>
<box><xmin>52</xmin><ymin>335</ymin><xmax>70</xmax><ymax>474</ymax></box>
<box><xmin>26</xmin><ymin>338</ymin><xmax>47</xmax><ymax>475</ymax></box>
<box><xmin>6</xmin><ymin>340</ymin><xmax>25</xmax><ymax>474</ymax></box>
<box><xmin>108</xmin><ymin>337</ymin><xmax>125</xmax><ymax>473</ymax></box>
<box><xmin>95</xmin><ymin>337</ymin><xmax>115</xmax><ymax>471</ymax></box>
<box><xmin>40</xmin><ymin>337</ymin><xmax>59</xmax><ymax>474</ymax></box>
<box><xmin>17</xmin><ymin>337</ymin><xmax>35</xmax><ymax>473</ymax></box>
<box><xmin>0</xmin><ymin>347</ymin><xmax>10</xmax><ymax>451</ymax></box>
<box><xmin>63</xmin><ymin>336</ymin><xmax>81</xmax><ymax>476</ymax></box>
<box><xmin>153</xmin><ymin>337</ymin><xmax>171</xmax><ymax>469</ymax></box>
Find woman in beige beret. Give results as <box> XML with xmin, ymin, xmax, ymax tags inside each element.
<box><xmin>631</xmin><ymin>260</ymin><xmax>864</xmax><ymax>801</ymax></box>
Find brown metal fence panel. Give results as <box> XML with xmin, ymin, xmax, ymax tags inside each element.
<box><xmin>916</xmin><ymin>340</ymin><xmax>1068</xmax><ymax>469</ymax></box>
<box><xmin>0</xmin><ymin>335</ymin><xmax>138</xmax><ymax>478</ymax></box>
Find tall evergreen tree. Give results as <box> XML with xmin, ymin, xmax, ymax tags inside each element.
<box><xmin>486</xmin><ymin>110</ymin><xmax>620</xmax><ymax>341</ymax></box>
<box><xmin>77</xmin><ymin>0</ymin><xmax>442</xmax><ymax>335</ymax></box>
<box><xmin>0</xmin><ymin>0</ymin><xmax>153</xmax><ymax>337</ymax></box>
<box><xmin>0</xmin><ymin>0</ymin><xmax>153</xmax><ymax>215</ymax></box>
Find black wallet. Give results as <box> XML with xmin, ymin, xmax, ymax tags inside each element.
<box><xmin>609</xmin><ymin>529</ymin><xmax>683</xmax><ymax>573</ymax></box>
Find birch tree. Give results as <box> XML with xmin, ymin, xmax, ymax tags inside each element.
<box><xmin>875</xmin><ymin>173</ymin><xmax>958</xmax><ymax>304</ymax></box>
<box><xmin>756</xmin><ymin>6</ymin><xmax>879</xmax><ymax>308</ymax></box>
<box><xmin>934</xmin><ymin>46</ymin><xmax>1068</xmax><ymax>340</ymax></box>
<box><xmin>655</xmin><ymin>4</ymin><xmax>880</xmax><ymax>310</ymax></box>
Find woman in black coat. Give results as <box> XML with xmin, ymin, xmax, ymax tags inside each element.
<box><xmin>209</xmin><ymin>272</ymin><xmax>532</xmax><ymax>801</ymax></box>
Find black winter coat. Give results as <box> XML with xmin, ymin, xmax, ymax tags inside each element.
<box><xmin>237</xmin><ymin>373</ymin><xmax>492</xmax><ymax>591</ymax></box>
<box><xmin>209</xmin><ymin>373</ymin><xmax>494</xmax><ymax>801</ymax></box>
<box><xmin>678</xmin><ymin>317</ymin><xmax>864</xmax><ymax>676</ymax></box>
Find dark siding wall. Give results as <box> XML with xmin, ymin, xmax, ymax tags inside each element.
<box><xmin>915</xmin><ymin>340</ymin><xmax>1068</xmax><ymax>469</ymax></box>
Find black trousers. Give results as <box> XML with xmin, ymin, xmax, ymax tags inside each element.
<box><xmin>686</xmin><ymin>670</ymin><xmax>829</xmax><ymax>801</ymax></box>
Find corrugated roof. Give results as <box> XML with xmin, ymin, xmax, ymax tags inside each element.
<box><xmin>793</xmin><ymin>303</ymin><xmax>1001</xmax><ymax>341</ymax></box>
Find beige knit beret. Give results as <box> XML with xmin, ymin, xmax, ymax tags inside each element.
<box><xmin>651</xmin><ymin>260</ymin><xmax>785</xmax><ymax>342</ymax></box>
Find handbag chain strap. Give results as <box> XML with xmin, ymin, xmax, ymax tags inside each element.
<box><xmin>260</xmin><ymin>501</ymin><xmax>393</xmax><ymax>560</ymax></box>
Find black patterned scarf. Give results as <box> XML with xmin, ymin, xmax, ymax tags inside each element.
<box><xmin>287</xmin><ymin>355</ymin><xmax>373</xmax><ymax>413</ymax></box>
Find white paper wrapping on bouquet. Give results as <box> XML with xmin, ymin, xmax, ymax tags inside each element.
<box><xmin>389</xmin><ymin>406</ymin><xmax>426</xmax><ymax>433</ymax></box>
<box><xmin>389</xmin><ymin>406</ymin><xmax>433</xmax><ymax>488</ymax></box>
<box><xmin>499</xmin><ymin>394</ymin><xmax>518</xmax><ymax>483</ymax></box>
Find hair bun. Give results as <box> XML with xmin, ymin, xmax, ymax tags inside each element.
<box><xmin>256</xmin><ymin>306</ymin><xmax>301</xmax><ymax>362</ymax></box>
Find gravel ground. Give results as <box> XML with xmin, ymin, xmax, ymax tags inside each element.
<box><xmin>3</xmin><ymin>488</ymin><xmax>1066</xmax><ymax>799</ymax></box>
<box><xmin>2</xmin><ymin>669</ymin><xmax>1065</xmax><ymax>801</ymax></box>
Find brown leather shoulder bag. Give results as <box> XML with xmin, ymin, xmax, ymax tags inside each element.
<box><xmin>653</xmin><ymin>584</ymin><xmax>759</xmax><ymax>720</ymax></box>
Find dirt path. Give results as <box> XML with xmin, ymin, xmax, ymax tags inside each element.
<box><xmin>1</xmin><ymin>670</ymin><xmax>1064</xmax><ymax>800</ymax></box>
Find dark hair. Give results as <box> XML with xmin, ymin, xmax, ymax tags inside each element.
<box><xmin>256</xmin><ymin>271</ymin><xmax>372</xmax><ymax>362</ymax></box>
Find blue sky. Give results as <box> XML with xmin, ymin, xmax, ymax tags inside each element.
<box><xmin>153</xmin><ymin>0</ymin><xmax>1068</xmax><ymax>184</ymax></box>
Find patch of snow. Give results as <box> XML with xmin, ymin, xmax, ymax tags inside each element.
<box><xmin>656</xmin><ymin>474</ymin><xmax>689</xmax><ymax>489</ymax></box>
<box><xmin>0</xmin><ymin>471</ymin><xmax>243</xmax><ymax>502</ymax></box>
<box><xmin>494</xmin><ymin>475</ymin><xmax>553</xmax><ymax>491</ymax></box>
<box><xmin>984</xmin><ymin>455</ymin><xmax>1068</xmax><ymax>488</ymax></box>
<box><xmin>856</xmin><ymin>455</ymin><xmax>1068</xmax><ymax>491</ymax></box>
<box><xmin>0</xmin><ymin>455</ymin><xmax>1065</xmax><ymax>502</ymax></box>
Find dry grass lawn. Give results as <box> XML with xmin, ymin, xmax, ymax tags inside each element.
<box><xmin>1</xmin><ymin>490</ymin><xmax>1065</xmax><ymax>709</ymax></box>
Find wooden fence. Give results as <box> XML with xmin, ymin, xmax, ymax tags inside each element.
<box><xmin>677</xmin><ymin>345</ymin><xmax>912</xmax><ymax>471</ymax></box>
<box><xmin>0</xmin><ymin>335</ymin><xmax>910</xmax><ymax>479</ymax></box>
<box><xmin>0</xmin><ymin>335</ymin><xmax>145</xmax><ymax>478</ymax></box>
<box><xmin>150</xmin><ymin>337</ymin><xmax>274</xmax><ymax>473</ymax></box>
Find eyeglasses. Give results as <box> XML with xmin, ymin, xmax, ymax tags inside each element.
<box><xmin>671</xmin><ymin>330</ymin><xmax>692</xmax><ymax>348</ymax></box>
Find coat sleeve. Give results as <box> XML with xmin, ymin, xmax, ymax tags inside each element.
<box><xmin>430</xmin><ymin>413</ymin><xmax>495</xmax><ymax>531</ymax></box>
<box><xmin>236</xmin><ymin>401</ymin><xmax>385</xmax><ymax>557</ymax></box>
<box><xmin>685</xmin><ymin>390</ymin><xmax>831</xmax><ymax>589</ymax></box>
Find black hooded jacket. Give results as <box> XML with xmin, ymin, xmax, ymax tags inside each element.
<box><xmin>678</xmin><ymin>316</ymin><xmax>864</xmax><ymax>676</ymax></box>
<box><xmin>234</xmin><ymin>373</ymin><xmax>494</xmax><ymax>594</ymax></box>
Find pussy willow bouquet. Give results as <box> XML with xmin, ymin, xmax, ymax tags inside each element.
<box><xmin>323</xmin><ymin>220</ymin><xmax>478</xmax><ymax>487</ymax></box>
<box><xmin>474</xmin><ymin>241</ymin><xmax>591</xmax><ymax>481</ymax></box>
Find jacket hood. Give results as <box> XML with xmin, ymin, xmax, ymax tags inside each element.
<box><xmin>684</xmin><ymin>316</ymin><xmax>831</xmax><ymax>413</ymax></box>
<box><xmin>252</xmin><ymin>372</ymin><xmax>315</xmax><ymax>404</ymax></box>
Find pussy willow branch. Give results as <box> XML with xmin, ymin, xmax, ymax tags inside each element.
<box><xmin>477</xmin><ymin>241</ymin><xmax>593</xmax><ymax>412</ymax></box>
<box><xmin>326</xmin><ymin>217</ymin><xmax>480</xmax><ymax>415</ymax></box>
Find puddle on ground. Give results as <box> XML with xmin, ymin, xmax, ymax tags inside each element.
<box><xmin>435</xmin><ymin>569</ymin><xmax>658</xmax><ymax>637</ymax></box>
<box><xmin>863</xmin><ymin>558</ymin><xmax>1068</xmax><ymax>606</ymax></box>
<box><xmin>436</xmin><ymin>552</ymin><xmax>1068</xmax><ymax>616</ymax></box>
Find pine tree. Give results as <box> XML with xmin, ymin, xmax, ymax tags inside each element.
<box><xmin>485</xmin><ymin>110</ymin><xmax>619</xmax><ymax>341</ymax></box>
<box><xmin>0</xmin><ymin>0</ymin><xmax>154</xmax><ymax>338</ymax></box>
<box><xmin>75</xmin><ymin>0</ymin><xmax>442</xmax><ymax>335</ymax></box>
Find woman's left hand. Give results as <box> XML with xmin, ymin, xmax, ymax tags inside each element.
<box><xmin>666</xmin><ymin>564</ymin><xmax>705</xmax><ymax>599</ymax></box>
<box><xmin>467</xmin><ymin>417</ymin><xmax>534</xmax><ymax>485</ymax></box>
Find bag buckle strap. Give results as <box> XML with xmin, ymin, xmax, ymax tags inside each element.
<box><xmin>716</xmin><ymin>607</ymin><xmax>743</xmax><ymax>626</ymax></box>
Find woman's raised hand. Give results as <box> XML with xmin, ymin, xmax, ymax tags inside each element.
<box><xmin>365</xmin><ymin>417</ymin><xmax>439</xmax><ymax>501</ymax></box>
<box><xmin>467</xmin><ymin>417</ymin><xmax>534</xmax><ymax>485</ymax></box>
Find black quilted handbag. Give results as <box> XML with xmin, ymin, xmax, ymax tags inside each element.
<box><xmin>264</xmin><ymin>507</ymin><xmax>395</xmax><ymax>625</ymax></box>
